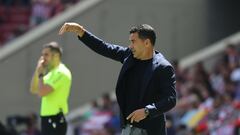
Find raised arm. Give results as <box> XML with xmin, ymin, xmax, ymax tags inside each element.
<box><xmin>59</xmin><ymin>22</ymin><xmax>130</xmax><ymax>63</ymax></box>
<box><xmin>59</xmin><ymin>22</ymin><xmax>85</xmax><ymax>37</ymax></box>
<box><xmin>30</xmin><ymin>57</ymin><xmax>53</xmax><ymax>97</ymax></box>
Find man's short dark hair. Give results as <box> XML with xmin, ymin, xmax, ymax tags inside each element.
<box><xmin>129</xmin><ymin>24</ymin><xmax>156</xmax><ymax>46</ymax></box>
<box><xmin>43</xmin><ymin>41</ymin><xmax>63</xmax><ymax>57</ymax></box>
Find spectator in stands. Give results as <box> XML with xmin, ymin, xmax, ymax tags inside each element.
<box><xmin>224</xmin><ymin>78</ymin><xmax>236</xmax><ymax>97</ymax></box>
<box><xmin>210</xmin><ymin>61</ymin><xmax>226</xmax><ymax>94</ymax></box>
<box><xmin>229</xmin><ymin>55</ymin><xmax>240</xmax><ymax>101</ymax></box>
<box><xmin>21</xmin><ymin>113</ymin><xmax>41</xmax><ymax>135</ymax></box>
<box><xmin>0</xmin><ymin>122</ymin><xmax>8</xmax><ymax>135</ymax></box>
<box><xmin>30</xmin><ymin>42</ymin><xmax>72</xmax><ymax>135</ymax></box>
<box><xmin>223</xmin><ymin>44</ymin><xmax>239</xmax><ymax>70</ymax></box>
<box><xmin>100</xmin><ymin>93</ymin><xmax>113</xmax><ymax>112</ymax></box>
<box><xmin>59</xmin><ymin>22</ymin><xmax>176</xmax><ymax>135</ymax></box>
<box><xmin>30</xmin><ymin>0</ymin><xmax>53</xmax><ymax>27</ymax></box>
<box><xmin>192</xmin><ymin>62</ymin><xmax>215</xmax><ymax>97</ymax></box>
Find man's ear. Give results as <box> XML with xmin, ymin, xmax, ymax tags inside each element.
<box><xmin>145</xmin><ymin>39</ymin><xmax>151</xmax><ymax>47</ymax></box>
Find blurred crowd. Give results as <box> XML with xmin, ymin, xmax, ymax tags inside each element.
<box><xmin>0</xmin><ymin>113</ymin><xmax>40</xmax><ymax>135</ymax></box>
<box><xmin>168</xmin><ymin>44</ymin><xmax>240</xmax><ymax>135</ymax></box>
<box><xmin>73</xmin><ymin>93</ymin><xmax>121</xmax><ymax>135</ymax></box>
<box><xmin>0</xmin><ymin>0</ymin><xmax>81</xmax><ymax>46</ymax></box>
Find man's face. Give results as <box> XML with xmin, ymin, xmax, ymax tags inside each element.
<box><xmin>41</xmin><ymin>48</ymin><xmax>54</xmax><ymax>68</ymax></box>
<box><xmin>129</xmin><ymin>32</ymin><xmax>146</xmax><ymax>59</ymax></box>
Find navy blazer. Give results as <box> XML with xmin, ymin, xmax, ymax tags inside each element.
<box><xmin>78</xmin><ymin>31</ymin><xmax>176</xmax><ymax>135</ymax></box>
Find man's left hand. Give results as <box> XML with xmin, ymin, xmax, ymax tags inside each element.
<box><xmin>126</xmin><ymin>108</ymin><xmax>147</xmax><ymax>123</ymax></box>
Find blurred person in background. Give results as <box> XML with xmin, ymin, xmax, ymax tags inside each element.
<box><xmin>30</xmin><ymin>42</ymin><xmax>72</xmax><ymax>135</ymax></box>
<box><xmin>59</xmin><ymin>22</ymin><xmax>176</xmax><ymax>135</ymax></box>
<box><xmin>0</xmin><ymin>121</ymin><xmax>8</xmax><ymax>135</ymax></box>
<box><xmin>21</xmin><ymin>113</ymin><xmax>41</xmax><ymax>135</ymax></box>
<box><xmin>223</xmin><ymin>44</ymin><xmax>239</xmax><ymax>71</ymax></box>
<box><xmin>30</xmin><ymin>0</ymin><xmax>53</xmax><ymax>27</ymax></box>
<box><xmin>100</xmin><ymin>93</ymin><xmax>114</xmax><ymax>112</ymax></box>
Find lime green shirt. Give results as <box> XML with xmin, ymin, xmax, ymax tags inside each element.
<box><xmin>41</xmin><ymin>63</ymin><xmax>72</xmax><ymax>116</ymax></box>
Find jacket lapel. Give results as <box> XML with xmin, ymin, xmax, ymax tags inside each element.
<box><xmin>116</xmin><ymin>55</ymin><xmax>135</xmax><ymax>107</ymax></box>
<box><xmin>117</xmin><ymin>56</ymin><xmax>135</xmax><ymax>84</ymax></box>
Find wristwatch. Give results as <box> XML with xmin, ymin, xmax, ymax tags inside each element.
<box><xmin>144</xmin><ymin>107</ymin><xmax>149</xmax><ymax>116</ymax></box>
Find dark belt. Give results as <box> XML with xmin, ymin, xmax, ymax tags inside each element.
<box><xmin>41</xmin><ymin>112</ymin><xmax>66</xmax><ymax>128</ymax></box>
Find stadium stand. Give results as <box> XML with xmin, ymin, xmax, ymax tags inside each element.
<box><xmin>0</xmin><ymin>0</ymin><xmax>80</xmax><ymax>46</ymax></box>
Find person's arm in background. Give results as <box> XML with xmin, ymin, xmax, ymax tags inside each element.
<box><xmin>59</xmin><ymin>22</ymin><xmax>130</xmax><ymax>63</ymax></box>
<box><xmin>30</xmin><ymin>57</ymin><xmax>53</xmax><ymax>97</ymax></box>
<box><xmin>30</xmin><ymin>69</ymin><xmax>40</xmax><ymax>94</ymax></box>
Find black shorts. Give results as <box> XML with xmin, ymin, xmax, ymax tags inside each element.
<box><xmin>41</xmin><ymin>112</ymin><xmax>67</xmax><ymax>135</ymax></box>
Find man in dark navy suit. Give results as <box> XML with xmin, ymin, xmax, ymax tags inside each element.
<box><xmin>59</xmin><ymin>22</ymin><xmax>176</xmax><ymax>135</ymax></box>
